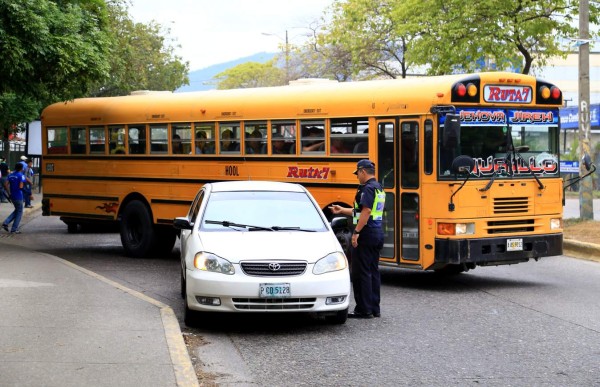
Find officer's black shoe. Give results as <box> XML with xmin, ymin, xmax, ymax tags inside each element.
<box><xmin>348</xmin><ymin>312</ymin><xmax>373</xmax><ymax>319</ymax></box>
<box><xmin>373</xmin><ymin>312</ymin><xmax>381</xmax><ymax>318</ymax></box>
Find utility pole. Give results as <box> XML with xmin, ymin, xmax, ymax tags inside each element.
<box><xmin>578</xmin><ymin>0</ymin><xmax>594</xmax><ymax>220</ymax></box>
<box><xmin>285</xmin><ymin>30</ymin><xmax>290</xmax><ymax>84</ymax></box>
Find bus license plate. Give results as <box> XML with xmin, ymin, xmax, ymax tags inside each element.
<box><xmin>259</xmin><ymin>283</ymin><xmax>291</xmax><ymax>298</ymax></box>
<box><xmin>507</xmin><ymin>238</ymin><xmax>523</xmax><ymax>252</ymax></box>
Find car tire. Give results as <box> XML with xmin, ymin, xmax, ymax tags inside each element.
<box><xmin>324</xmin><ymin>308</ymin><xmax>348</xmax><ymax>325</ymax></box>
<box><xmin>120</xmin><ymin>200</ymin><xmax>155</xmax><ymax>258</ymax></box>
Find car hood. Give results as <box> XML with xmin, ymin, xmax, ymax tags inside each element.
<box><xmin>198</xmin><ymin>231</ymin><xmax>341</xmax><ymax>263</ymax></box>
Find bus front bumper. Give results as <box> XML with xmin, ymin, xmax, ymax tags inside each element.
<box><xmin>434</xmin><ymin>233</ymin><xmax>563</xmax><ymax>266</ymax></box>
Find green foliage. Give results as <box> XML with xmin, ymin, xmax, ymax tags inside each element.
<box><xmin>88</xmin><ymin>0</ymin><xmax>189</xmax><ymax>96</ymax></box>
<box><xmin>323</xmin><ymin>0</ymin><xmax>599</xmax><ymax>77</ymax></box>
<box><xmin>214</xmin><ymin>60</ymin><xmax>285</xmax><ymax>89</ymax></box>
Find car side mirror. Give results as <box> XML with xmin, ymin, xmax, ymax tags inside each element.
<box><xmin>173</xmin><ymin>217</ymin><xmax>193</xmax><ymax>230</ymax></box>
<box><xmin>331</xmin><ymin>216</ymin><xmax>349</xmax><ymax>229</ymax></box>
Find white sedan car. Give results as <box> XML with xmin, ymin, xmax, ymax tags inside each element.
<box><xmin>174</xmin><ymin>181</ymin><xmax>350</xmax><ymax>325</ymax></box>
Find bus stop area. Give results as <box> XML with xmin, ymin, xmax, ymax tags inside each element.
<box><xmin>0</xmin><ymin>203</ymin><xmax>198</xmax><ymax>387</ymax></box>
<box><xmin>0</xmin><ymin>198</ymin><xmax>597</xmax><ymax>386</ymax></box>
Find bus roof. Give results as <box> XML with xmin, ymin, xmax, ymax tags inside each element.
<box><xmin>41</xmin><ymin>72</ymin><xmax>547</xmax><ymax>126</ymax></box>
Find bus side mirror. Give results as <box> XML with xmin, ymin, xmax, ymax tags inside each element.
<box><xmin>443</xmin><ymin>114</ymin><xmax>461</xmax><ymax>148</ymax></box>
<box><xmin>451</xmin><ymin>155</ymin><xmax>475</xmax><ymax>175</ymax></box>
<box><xmin>582</xmin><ymin>153</ymin><xmax>594</xmax><ymax>171</ymax></box>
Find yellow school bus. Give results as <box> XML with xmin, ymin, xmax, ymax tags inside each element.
<box><xmin>41</xmin><ymin>72</ymin><xmax>564</xmax><ymax>272</ymax></box>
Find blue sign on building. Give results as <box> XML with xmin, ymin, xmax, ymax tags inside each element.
<box><xmin>560</xmin><ymin>160</ymin><xmax>580</xmax><ymax>173</ymax></box>
<box><xmin>560</xmin><ymin>104</ymin><xmax>600</xmax><ymax>129</ymax></box>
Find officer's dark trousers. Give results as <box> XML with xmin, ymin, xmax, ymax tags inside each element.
<box><xmin>351</xmin><ymin>229</ymin><xmax>383</xmax><ymax>315</ymax></box>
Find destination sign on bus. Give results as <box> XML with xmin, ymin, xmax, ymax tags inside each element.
<box><xmin>483</xmin><ymin>85</ymin><xmax>532</xmax><ymax>103</ymax></box>
<box><xmin>458</xmin><ymin>109</ymin><xmax>558</xmax><ymax>126</ymax></box>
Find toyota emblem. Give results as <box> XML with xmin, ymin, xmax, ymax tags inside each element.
<box><xmin>268</xmin><ymin>263</ymin><xmax>281</xmax><ymax>271</ymax></box>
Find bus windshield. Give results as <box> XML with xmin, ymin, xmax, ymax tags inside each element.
<box><xmin>439</xmin><ymin>109</ymin><xmax>560</xmax><ymax>179</ymax></box>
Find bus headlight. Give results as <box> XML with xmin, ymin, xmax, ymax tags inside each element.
<box><xmin>550</xmin><ymin>218</ymin><xmax>562</xmax><ymax>230</ymax></box>
<box><xmin>438</xmin><ymin>222</ymin><xmax>475</xmax><ymax>236</ymax></box>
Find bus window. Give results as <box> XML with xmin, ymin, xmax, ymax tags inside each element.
<box><xmin>271</xmin><ymin>120</ymin><xmax>296</xmax><ymax>154</ymax></box>
<box><xmin>424</xmin><ymin>119</ymin><xmax>433</xmax><ymax>175</ymax></box>
<box><xmin>109</xmin><ymin>126</ymin><xmax>126</xmax><ymax>154</ymax></box>
<box><xmin>70</xmin><ymin>127</ymin><xmax>86</xmax><ymax>154</ymax></box>
<box><xmin>401</xmin><ymin>122</ymin><xmax>419</xmax><ymax>188</ymax></box>
<box><xmin>330</xmin><ymin>118</ymin><xmax>369</xmax><ymax>154</ymax></box>
<box><xmin>128</xmin><ymin>125</ymin><xmax>147</xmax><ymax>154</ymax></box>
<box><xmin>301</xmin><ymin>120</ymin><xmax>325</xmax><ymax>153</ymax></box>
<box><xmin>172</xmin><ymin>123</ymin><xmax>191</xmax><ymax>154</ymax></box>
<box><xmin>378</xmin><ymin>122</ymin><xmax>394</xmax><ymax>188</ymax></box>
<box><xmin>47</xmin><ymin>127</ymin><xmax>68</xmax><ymax>154</ymax></box>
<box><xmin>193</xmin><ymin>122</ymin><xmax>215</xmax><ymax>154</ymax></box>
<box><xmin>150</xmin><ymin>124</ymin><xmax>168</xmax><ymax>153</ymax></box>
<box><xmin>89</xmin><ymin>126</ymin><xmax>106</xmax><ymax>154</ymax></box>
<box><xmin>219</xmin><ymin>122</ymin><xmax>240</xmax><ymax>153</ymax></box>
<box><xmin>245</xmin><ymin>121</ymin><xmax>267</xmax><ymax>155</ymax></box>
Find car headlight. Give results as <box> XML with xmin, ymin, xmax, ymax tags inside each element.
<box><xmin>313</xmin><ymin>252</ymin><xmax>347</xmax><ymax>275</ymax></box>
<box><xmin>193</xmin><ymin>252</ymin><xmax>235</xmax><ymax>275</ymax></box>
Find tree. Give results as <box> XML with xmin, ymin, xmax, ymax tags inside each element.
<box><xmin>88</xmin><ymin>0</ymin><xmax>189</xmax><ymax>96</ymax></box>
<box><xmin>0</xmin><ymin>0</ymin><xmax>112</xmax><ymax>156</ymax></box>
<box><xmin>213</xmin><ymin>60</ymin><xmax>285</xmax><ymax>89</ymax></box>
<box><xmin>324</xmin><ymin>0</ymin><xmax>600</xmax><ymax>77</ymax></box>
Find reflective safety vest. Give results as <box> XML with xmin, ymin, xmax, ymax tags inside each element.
<box><xmin>353</xmin><ymin>187</ymin><xmax>386</xmax><ymax>225</ymax></box>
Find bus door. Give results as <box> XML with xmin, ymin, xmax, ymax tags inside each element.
<box><xmin>377</xmin><ymin>118</ymin><xmax>421</xmax><ymax>265</ymax></box>
<box><xmin>376</xmin><ymin>120</ymin><xmax>396</xmax><ymax>262</ymax></box>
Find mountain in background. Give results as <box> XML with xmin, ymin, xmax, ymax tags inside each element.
<box><xmin>176</xmin><ymin>52</ymin><xmax>276</xmax><ymax>93</ymax></box>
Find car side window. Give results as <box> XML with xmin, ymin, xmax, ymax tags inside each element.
<box><xmin>189</xmin><ymin>189</ymin><xmax>205</xmax><ymax>224</ymax></box>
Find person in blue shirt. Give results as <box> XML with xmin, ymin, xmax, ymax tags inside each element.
<box><xmin>2</xmin><ymin>163</ymin><xmax>26</xmax><ymax>234</ymax></box>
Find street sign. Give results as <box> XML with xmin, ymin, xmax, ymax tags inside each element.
<box><xmin>560</xmin><ymin>160</ymin><xmax>579</xmax><ymax>173</ymax></box>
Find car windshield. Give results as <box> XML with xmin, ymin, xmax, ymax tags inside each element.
<box><xmin>200</xmin><ymin>191</ymin><xmax>328</xmax><ymax>232</ymax></box>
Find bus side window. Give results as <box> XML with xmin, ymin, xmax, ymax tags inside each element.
<box><xmin>128</xmin><ymin>125</ymin><xmax>147</xmax><ymax>154</ymax></box>
<box><xmin>150</xmin><ymin>124</ymin><xmax>168</xmax><ymax>153</ymax></box>
<box><xmin>219</xmin><ymin>122</ymin><xmax>241</xmax><ymax>153</ymax></box>
<box><xmin>301</xmin><ymin>121</ymin><xmax>325</xmax><ymax>153</ymax></box>
<box><xmin>172</xmin><ymin>123</ymin><xmax>192</xmax><ymax>154</ymax></box>
<box><xmin>89</xmin><ymin>126</ymin><xmax>106</xmax><ymax>154</ymax></box>
<box><xmin>109</xmin><ymin>126</ymin><xmax>126</xmax><ymax>154</ymax></box>
<box><xmin>70</xmin><ymin>127</ymin><xmax>86</xmax><ymax>154</ymax></box>
<box><xmin>48</xmin><ymin>127</ymin><xmax>68</xmax><ymax>154</ymax></box>
<box><xmin>193</xmin><ymin>122</ymin><xmax>216</xmax><ymax>154</ymax></box>
<box><xmin>330</xmin><ymin>118</ymin><xmax>369</xmax><ymax>154</ymax></box>
<box><xmin>245</xmin><ymin>121</ymin><xmax>267</xmax><ymax>155</ymax></box>
<box><xmin>271</xmin><ymin>120</ymin><xmax>296</xmax><ymax>155</ymax></box>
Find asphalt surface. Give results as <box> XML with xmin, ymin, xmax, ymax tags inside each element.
<box><xmin>0</xmin><ymin>199</ymin><xmax>198</xmax><ymax>387</ymax></box>
<box><xmin>0</xmin><ymin>196</ymin><xmax>597</xmax><ymax>386</ymax></box>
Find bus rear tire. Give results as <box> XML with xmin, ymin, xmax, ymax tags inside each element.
<box><xmin>120</xmin><ymin>200</ymin><xmax>155</xmax><ymax>258</ymax></box>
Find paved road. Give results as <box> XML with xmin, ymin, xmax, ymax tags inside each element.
<box><xmin>7</xmin><ymin>213</ymin><xmax>600</xmax><ymax>386</ymax></box>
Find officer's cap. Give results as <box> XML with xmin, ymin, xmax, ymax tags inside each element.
<box><xmin>353</xmin><ymin>159</ymin><xmax>375</xmax><ymax>174</ymax></box>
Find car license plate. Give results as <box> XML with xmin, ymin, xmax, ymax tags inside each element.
<box><xmin>259</xmin><ymin>283</ymin><xmax>291</xmax><ymax>298</ymax></box>
<box><xmin>507</xmin><ymin>238</ymin><xmax>523</xmax><ymax>251</ymax></box>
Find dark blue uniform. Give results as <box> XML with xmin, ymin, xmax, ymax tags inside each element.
<box><xmin>352</xmin><ymin>177</ymin><xmax>384</xmax><ymax>316</ymax></box>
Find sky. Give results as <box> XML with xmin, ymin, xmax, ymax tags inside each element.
<box><xmin>128</xmin><ymin>0</ymin><xmax>336</xmax><ymax>71</ymax></box>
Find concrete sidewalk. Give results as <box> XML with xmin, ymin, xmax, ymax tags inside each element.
<box><xmin>0</xmin><ymin>201</ymin><xmax>198</xmax><ymax>386</ymax></box>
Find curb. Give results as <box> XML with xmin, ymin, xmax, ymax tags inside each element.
<box><xmin>40</xmin><ymin>253</ymin><xmax>200</xmax><ymax>387</ymax></box>
<box><xmin>563</xmin><ymin>239</ymin><xmax>600</xmax><ymax>263</ymax></box>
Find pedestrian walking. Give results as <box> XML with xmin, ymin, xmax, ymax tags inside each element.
<box><xmin>2</xmin><ymin>162</ymin><xmax>26</xmax><ymax>234</ymax></box>
<box><xmin>329</xmin><ymin>159</ymin><xmax>386</xmax><ymax>319</ymax></box>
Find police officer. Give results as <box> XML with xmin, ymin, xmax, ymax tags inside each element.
<box><xmin>330</xmin><ymin>159</ymin><xmax>385</xmax><ymax>319</ymax></box>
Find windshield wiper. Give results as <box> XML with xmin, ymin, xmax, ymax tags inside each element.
<box><xmin>511</xmin><ymin>145</ymin><xmax>545</xmax><ymax>190</ymax></box>
<box><xmin>204</xmin><ymin>220</ymin><xmax>273</xmax><ymax>231</ymax></box>
<box><xmin>271</xmin><ymin>226</ymin><xmax>316</xmax><ymax>232</ymax></box>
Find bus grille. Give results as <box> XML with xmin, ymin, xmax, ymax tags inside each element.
<box><xmin>233</xmin><ymin>298</ymin><xmax>316</xmax><ymax>310</ymax></box>
<box><xmin>487</xmin><ymin>219</ymin><xmax>535</xmax><ymax>234</ymax></box>
<box><xmin>240</xmin><ymin>261</ymin><xmax>307</xmax><ymax>276</ymax></box>
<box><xmin>493</xmin><ymin>197</ymin><xmax>530</xmax><ymax>214</ymax></box>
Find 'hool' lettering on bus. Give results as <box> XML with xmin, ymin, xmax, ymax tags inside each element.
<box><xmin>470</xmin><ymin>156</ymin><xmax>558</xmax><ymax>177</ymax></box>
<box><xmin>287</xmin><ymin>166</ymin><xmax>331</xmax><ymax>179</ymax></box>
